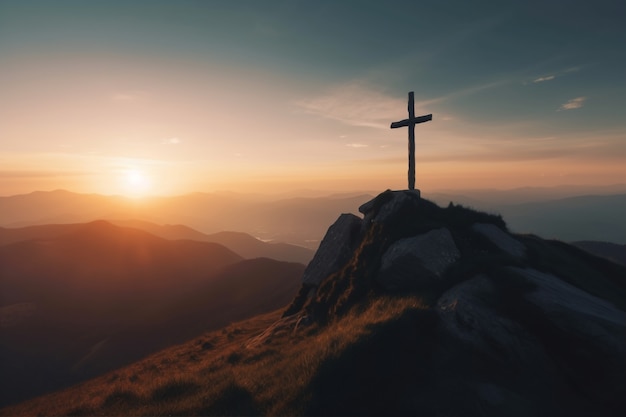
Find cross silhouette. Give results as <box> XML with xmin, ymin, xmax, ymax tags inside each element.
<box><xmin>390</xmin><ymin>91</ymin><xmax>432</xmax><ymax>190</ymax></box>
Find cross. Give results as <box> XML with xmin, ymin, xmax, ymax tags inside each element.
<box><xmin>390</xmin><ymin>91</ymin><xmax>432</xmax><ymax>191</ymax></box>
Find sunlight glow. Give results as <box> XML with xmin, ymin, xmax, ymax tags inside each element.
<box><xmin>122</xmin><ymin>169</ymin><xmax>152</xmax><ymax>197</ymax></box>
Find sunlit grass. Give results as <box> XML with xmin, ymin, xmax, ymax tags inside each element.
<box><xmin>1</xmin><ymin>296</ymin><xmax>428</xmax><ymax>416</ymax></box>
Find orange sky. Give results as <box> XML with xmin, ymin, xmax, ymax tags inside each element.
<box><xmin>1</xmin><ymin>1</ymin><xmax>625</xmax><ymax>197</ymax></box>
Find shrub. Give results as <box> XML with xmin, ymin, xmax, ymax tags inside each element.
<box><xmin>150</xmin><ymin>378</ymin><xmax>200</xmax><ymax>402</ymax></box>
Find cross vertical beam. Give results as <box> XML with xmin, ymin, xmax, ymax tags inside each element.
<box><xmin>390</xmin><ymin>92</ymin><xmax>432</xmax><ymax>190</ymax></box>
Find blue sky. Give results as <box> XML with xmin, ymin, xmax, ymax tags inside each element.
<box><xmin>0</xmin><ymin>0</ymin><xmax>624</xmax><ymax>195</ymax></box>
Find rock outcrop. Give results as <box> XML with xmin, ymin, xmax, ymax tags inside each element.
<box><xmin>377</xmin><ymin>227</ymin><xmax>459</xmax><ymax>291</ymax></box>
<box><xmin>359</xmin><ymin>189</ymin><xmax>422</xmax><ymax>225</ymax></box>
<box><xmin>281</xmin><ymin>189</ymin><xmax>626</xmax><ymax>415</ymax></box>
<box><xmin>472</xmin><ymin>222</ymin><xmax>526</xmax><ymax>259</ymax></box>
<box><xmin>301</xmin><ymin>213</ymin><xmax>362</xmax><ymax>286</ymax></box>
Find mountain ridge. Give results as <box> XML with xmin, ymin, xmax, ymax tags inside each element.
<box><xmin>0</xmin><ymin>220</ymin><xmax>314</xmax><ymax>264</ymax></box>
<box><xmin>4</xmin><ymin>188</ymin><xmax>624</xmax><ymax>247</ymax></box>
<box><xmin>0</xmin><ymin>221</ymin><xmax>303</xmax><ymax>408</ymax></box>
<box><xmin>3</xmin><ymin>190</ymin><xmax>624</xmax><ymax>416</ymax></box>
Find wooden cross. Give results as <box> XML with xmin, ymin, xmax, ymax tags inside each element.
<box><xmin>390</xmin><ymin>91</ymin><xmax>432</xmax><ymax>190</ymax></box>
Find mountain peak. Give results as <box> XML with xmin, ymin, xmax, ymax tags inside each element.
<box><xmin>276</xmin><ymin>189</ymin><xmax>626</xmax><ymax>414</ymax></box>
<box><xmin>285</xmin><ymin>189</ymin><xmax>510</xmax><ymax>321</ymax></box>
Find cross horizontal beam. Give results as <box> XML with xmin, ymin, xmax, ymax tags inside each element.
<box><xmin>390</xmin><ymin>114</ymin><xmax>432</xmax><ymax>129</ymax></box>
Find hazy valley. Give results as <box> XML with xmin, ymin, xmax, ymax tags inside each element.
<box><xmin>2</xmin><ymin>185</ymin><xmax>626</xmax><ymax>248</ymax></box>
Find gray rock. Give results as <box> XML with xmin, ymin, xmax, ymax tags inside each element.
<box><xmin>437</xmin><ymin>275</ymin><xmax>544</xmax><ymax>361</ymax></box>
<box><xmin>359</xmin><ymin>189</ymin><xmax>421</xmax><ymax>226</ymax></box>
<box><xmin>435</xmin><ymin>274</ymin><xmax>587</xmax><ymax>415</ymax></box>
<box><xmin>472</xmin><ymin>223</ymin><xmax>526</xmax><ymax>259</ymax></box>
<box><xmin>510</xmin><ymin>267</ymin><xmax>626</xmax><ymax>347</ymax></box>
<box><xmin>508</xmin><ymin>267</ymin><xmax>626</xmax><ymax>405</ymax></box>
<box><xmin>302</xmin><ymin>213</ymin><xmax>363</xmax><ymax>286</ymax></box>
<box><xmin>377</xmin><ymin>227</ymin><xmax>459</xmax><ymax>291</ymax></box>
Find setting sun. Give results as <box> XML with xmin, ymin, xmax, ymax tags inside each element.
<box><xmin>122</xmin><ymin>169</ymin><xmax>152</xmax><ymax>197</ymax></box>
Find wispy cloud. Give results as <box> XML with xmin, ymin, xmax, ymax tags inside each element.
<box><xmin>162</xmin><ymin>137</ymin><xmax>181</xmax><ymax>145</ymax></box>
<box><xmin>525</xmin><ymin>65</ymin><xmax>582</xmax><ymax>85</ymax></box>
<box><xmin>295</xmin><ymin>82</ymin><xmax>435</xmax><ymax>129</ymax></box>
<box><xmin>533</xmin><ymin>75</ymin><xmax>555</xmax><ymax>83</ymax></box>
<box><xmin>295</xmin><ymin>80</ymin><xmax>506</xmax><ymax>129</ymax></box>
<box><xmin>346</xmin><ymin>143</ymin><xmax>368</xmax><ymax>148</ymax></box>
<box><xmin>559</xmin><ymin>97</ymin><xmax>586</xmax><ymax>111</ymax></box>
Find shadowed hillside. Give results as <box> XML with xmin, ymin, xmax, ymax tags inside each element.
<box><xmin>2</xmin><ymin>191</ymin><xmax>625</xmax><ymax>416</ymax></box>
<box><xmin>0</xmin><ymin>221</ymin><xmax>303</xmax><ymax>408</ymax></box>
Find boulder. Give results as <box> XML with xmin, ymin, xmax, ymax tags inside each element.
<box><xmin>510</xmin><ymin>267</ymin><xmax>626</xmax><ymax>349</ymax></box>
<box><xmin>359</xmin><ymin>189</ymin><xmax>421</xmax><ymax>226</ymax></box>
<box><xmin>509</xmin><ymin>267</ymin><xmax>626</xmax><ymax>407</ymax></box>
<box><xmin>472</xmin><ymin>223</ymin><xmax>526</xmax><ymax>259</ymax></box>
<box><xmin>436</xmin><ymin>274</ymin><xmax>574</xmax><ymax>415</ymax></box>
<box><xmin>376</xmin><ymin>227</ymin><xmax>459</xmax><ymax>291</ymax></box>
<box><xmin>436</xmin><ymin>275</ymin><xmax>545</xmax><ymax>361</ymax></box>
<box><xmin>302</xmin><ymin>213</ymin><xmax>363</xmax><ymax>286</ymax></box>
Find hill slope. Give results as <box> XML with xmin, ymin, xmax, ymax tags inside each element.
<box><xmin>573</xmin><ymin>240</ymin><xmax>626</xmax><ymax>266</ymax></box>
<box><xmin>0</xmin><ymin>221</ymin><xmax>302</xmax><ymax>408</ymax></box>
<box><xmin>111</xmin><ymin>219</ymin><xmax>314</xmax><ymax>263</ymax></box>
<box><xmin>2</xmin><ymin>190</ymin><xmax>625</xmax><ymax>416</ymax></box>
<box><xmin>0</xmin><ymin>220</ymin><xmax>315</xmax><ymax>264</ymax></box>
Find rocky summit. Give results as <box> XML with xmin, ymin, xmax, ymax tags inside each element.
<box><xmin>284</xmin><ymin>189</ymin><xmax>626</xmax><ymax>416</ymax></box>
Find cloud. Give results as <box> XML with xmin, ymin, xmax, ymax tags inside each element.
<box><xmin>295</xmin><ymin>82</ymin><xmax>435</xmax><ymax>129</ymax></box>
<box><xmin>346</xmin><ymin>143</ymin><xmax>368</xmax><ymax>148</ymax></box>
<box><xmin>559</xmin><ymin>97</ymin><xmax>586</xmax><ymax>110</ymax></box>
<box><xmin>295</xmin><ymin>80</ymin><xmax>505</xmax><ymax>130</ymax></box>
<box><xmin>0</xmin><ymin>170</ymin><xmax>91</xmax><ymax>178</ymax></box>
<box><xmin>525</xmin><ymin>66</ymin><xmax>582</xmax><ymax>85</ymax></box>
<box><xmin>533</xmin><ymin>75</ymin><xmax>555</xmax><ymax>83</ymax></box>
<box><xmin>162</xmin><ymin>137</ymin><xmax>181</xmax><ymax>145</ymax></box>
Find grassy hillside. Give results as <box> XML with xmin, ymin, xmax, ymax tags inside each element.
<box><xmin>0</xmin><ymin>222</ymin><xmax>302</xmax><ymax>408</ymax></box>
<box><xmin>0</xmin><ymin>296</ymin><xmax>431</xmax><ymax>417</ymax></box>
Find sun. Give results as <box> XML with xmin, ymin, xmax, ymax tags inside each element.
<box><xmin>123</xmin><ymin>169</ymin><xmax>152</xmax><ymax>197</ymax></box>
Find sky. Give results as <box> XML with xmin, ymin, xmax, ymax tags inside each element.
<box><xmin>1</xmin><ymin>0</ymin><xmax>625</xmax><ymax>197</ymax></box>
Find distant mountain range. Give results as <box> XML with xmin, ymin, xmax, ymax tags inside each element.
<box><xmin>1</xmin><ymin>188</ymin><xmax>624</xmax><ymax>247</ymax></box>
<box><xmin>572</xmin><ymin>241</ymin><xmax>626</xmax><ymax>266</ymax></box>
<box><xmin>428</xmin><ymin>191</ymin><xmax>626</xmax><ymax>245</ymax></box>
<box><xmin>0</xmin><ymin>220</ymin><xmax>314</xmax><ymax>264</ymax></box>
<box><xmin>0</xmin><ymin>190</ymin><xmax>371</xmax><ymax>249</ymax></box>
<box><xmin>0</xmin><ymin>221</ymin><xmax>303</xmax><ymax>407</ymax></box>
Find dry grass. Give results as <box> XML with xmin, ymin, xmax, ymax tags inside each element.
<box><xmin>1</xmin><ymin>296</ymin><xmax>428</xmax><ymax>416</ymax></box>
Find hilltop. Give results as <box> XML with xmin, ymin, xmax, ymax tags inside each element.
<box><xmin>2</xmin><ymin>190</ymin><xmax>625</xmax><ymax>416</ymax></box>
